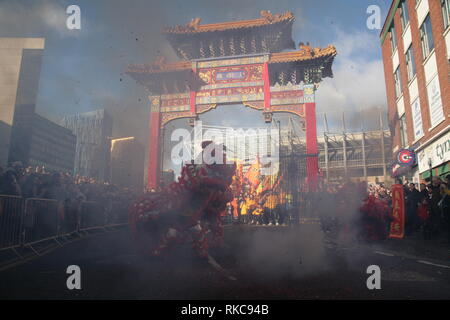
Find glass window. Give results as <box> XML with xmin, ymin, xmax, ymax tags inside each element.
<box><xmin>405</xmin><ymin>45</ymin><xmax>416</xmax><ymax>81</ymax></box>
<box><xmin>394</xmin><ymin>67</ymin><xmax>402</xmax><ymax>98</ymax></box>
<box><xmin>399</xmin><ymin>115</ymin><xmax>408</xmax><ymax>148</ymax></box>
<box><xmin>420</xmin><ymin>14</ymin><xmax>434</xmax><ymax>60</ymax></box>
<box><xmin>442</xmin><ymin>0</ymin><xmax>450</xmax><ymax>30</ymax></box>
<box><xmin>390</xmin><ymin>24</ymin><xmax>397</xmax><ymax>53</ymax></box>
<box><xmin>400</xmin><ymin>1</ymin><xmax>409</xmax><ymax>30</ymax></box>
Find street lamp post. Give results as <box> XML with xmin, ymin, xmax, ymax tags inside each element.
<box><xmin>428</xmin><ymin>158</ymin><xmax>432</xmax><ymax>180</ymax></box>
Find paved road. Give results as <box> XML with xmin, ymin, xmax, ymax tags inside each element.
<box><xmin>1</xmin><ymin>225</ymin><xmax>449</xmax><ymax>299</ymax></box>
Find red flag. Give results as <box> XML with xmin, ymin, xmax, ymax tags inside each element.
<box><xmin>389</xmin><ymin>184</ymin><xmax>405</xmax><ymax>239</ymax></box>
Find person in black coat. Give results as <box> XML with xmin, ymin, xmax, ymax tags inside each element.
<box><xmin>0</xmin><ymin>166</ymin><xmax>22</xmax><ymax>196</ymax></box>
<box><xmin>405</xmin><ymin>183</ymin><xmax>421</xmax><ymax>235</ymax></box>
<box><xmin>428</xmin><ymin>177</ymin><xmax>443</xmax><ymax>239</ymax></box>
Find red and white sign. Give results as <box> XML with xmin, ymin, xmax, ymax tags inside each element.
<box><xmin>397</xmin><ymin>149</ymin><xmax>415</xmax><ymax>166</ymax></box>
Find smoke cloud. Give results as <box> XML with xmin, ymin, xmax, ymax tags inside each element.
<box><xmin>316</xmin><ymin>29</ymin><xmax>388</xmax><ymax>133</ymax></box>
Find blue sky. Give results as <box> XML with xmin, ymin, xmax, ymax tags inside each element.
<box><xmin>0</xmin><ymin>0</ymin><xmax>392</xmax><ymax>142</ymax></box>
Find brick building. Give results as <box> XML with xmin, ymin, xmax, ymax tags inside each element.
<box><xmin>381</xmin><ymin>0</ymin><xmax>449</xmax><ymax>182</ymax></box>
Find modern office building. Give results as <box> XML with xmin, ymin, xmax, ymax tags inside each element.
<box><xmin>62</xmin><ymin>109</ymin><xmax>113</xmax><ymax>181</ymax></box>
<box><xmin>8</xmin><ymin>111</ymin><xmax>76</xmax><ymax>172</ymax></box>
<box><xmin>381</xmin><ymin>0</ymin><xmax>449</xmax><ymax>182</ymax></box>
<box><xmin>111</xmin><ymin>137</ymin><xmax>145</xmax><ymax>190</ymax></box>
<box><xmin>0</xmin><ymin>37</ymin><xmax>45</xmax><ymax>167</ymax></box>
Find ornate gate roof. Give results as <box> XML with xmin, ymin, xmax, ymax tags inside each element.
<box><xmin>126</xmin><ymin>11</ymin><xmax>336</xmax><ymax>94</ymax></box>
<box><xmin>126</xmin><ymin>45</ymin><xmax>336</xmax><ymax>93</ymax></box>
<box><xmin>162</xmin><ymin>11</ymin><xmax>296</xmax><ymax>60</ymax></box>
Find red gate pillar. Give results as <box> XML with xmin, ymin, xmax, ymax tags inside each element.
<box><xmin>304</xmin><ymin>85</ymin><xmax>318</xmax><ymax>192</ymax></box>
<box><xmin>148</xmin><ymin>96</ymin><xmax>161</xmax><ymax>190</ymax></box>
<box><xmin>263</xmin><ymin>62</ymin><xmax>271</xmax><ymax>111</ymax></box>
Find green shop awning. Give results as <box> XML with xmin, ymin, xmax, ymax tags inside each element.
<box><xmin>420</xmin><ymin>161</ymin><xmax>450</xmax><ymax>180</ymax></box>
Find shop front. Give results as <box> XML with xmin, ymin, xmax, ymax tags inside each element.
<box><xmin>417</xmin><ymin>129</ymin><xmax>450</xmax><ymax>180</ymax></box>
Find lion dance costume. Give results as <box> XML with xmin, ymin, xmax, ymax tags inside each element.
<box><xmin>359</xmin><ymin>193</ymin><xmax>393</xmax><ymax>242</ymax></box>
<box><xmin>129</xmin><ymin>141</ymin><xmax>235</xmax><ymax>258</ymax></box>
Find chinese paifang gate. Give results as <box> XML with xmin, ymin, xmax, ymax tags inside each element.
<box><xmin>126</xmin><ymin>10</ymin><xmax>337</xmax><ymax>192</ymax></box>
<box><xmin>126</xmin><ymin>11</ymin><xmax>337</xmax><ymax>256</ymax></box>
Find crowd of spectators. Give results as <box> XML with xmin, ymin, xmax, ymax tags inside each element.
<box><xmin>400</xmin><ymin>175</ymin><xmax>450</xmax><ymax>241</ymax></box>
<box><xmin>313</xmin><ymin>177</ymin><xmax>449</xmax><ymax>243</ymax></box>
<box><xmin>0</xmin><ymin>162</ymin><xmax>137</xmax><ymax>204</ymax></box>
<box><xmin>367</xmin><ymin>183</ymin><xmax>392</xmax><ymax>202</ymax></box>
<box><xmin>3</xmin><ymin>161</ymin><xmax>448</xmax><ymax>242</ymax></box>
<box><xmin>0</xmin><ymin>162</ymin><xmax>140</xmax><ymax>240</ymax></box>
<box><xmin>323</xmin><ymin>176</ymin><xmax>449</xmax><ymax>242</ymax></box>
<box><xmin>314</xmin><ymin>181</ymin><xmax>391</xmax><ymax>241</ymax></box>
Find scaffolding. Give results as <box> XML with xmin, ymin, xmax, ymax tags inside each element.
<box><xmin>278</xmin><ymin>114</ymin><xmax>393</xmax><ymax>184</ymax></box>
<box><xmin>174</xmin><ymin>114</ymin><xmax>392</xmax><ymax>185</ymax></box>
<box><xmin>318</xmin><ymin>130</ymin><xmax>392</xmax><ymax>182</ymax></box>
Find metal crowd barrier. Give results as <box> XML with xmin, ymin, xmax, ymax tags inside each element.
<box><xmin>80</xmin><ymin>201</ymin><xmax>110</xmax><ymax>231</ymax></box>
<box><xmin>61</xmin><ymin>199</ymin><xmax>81</xmax><ymax>236</ymax></box>
<box><xmin>0</xmin><ymin>195</ymin><xmax>130</xmax><ymax>255</ymax></box>
<box><xmin>23</xmin><ymin>198</ymin><xmax>60</xmax><ymax>246</ymax></box>
<box><xmin>0</xmin><ymin>195</ymin><xmax>24</xmax><ymax>251</ymax></box>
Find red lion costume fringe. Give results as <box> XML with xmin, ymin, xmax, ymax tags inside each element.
<box><xmin>129</xmin><ymin>141</ymin><xmax>235</xmax><ymax>258</ymax></box>
<box><xmin>359</xmin><ymin>195</ymin><xmax>393</xmax><ymax>241</ymax></box>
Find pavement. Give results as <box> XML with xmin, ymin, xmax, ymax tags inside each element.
<box><xmin>0</xmin><ymin>224</ymin><xmax>449</xmax><ymax>299</ymax></box>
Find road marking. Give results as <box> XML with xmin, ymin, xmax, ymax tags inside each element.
<box><xmin>417</xmin><ymin>260</ymin><xmax>450</xmax><ymax>269</ymax></box>
<box><xmin>374</xmin><ymin>250</ymin><xmax>395</xmax><ymax>257</ymax></box>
